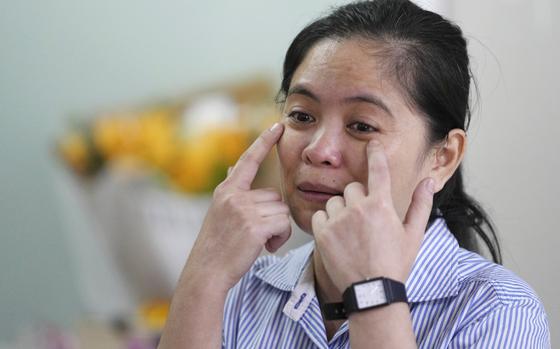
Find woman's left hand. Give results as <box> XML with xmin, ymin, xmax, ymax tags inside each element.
<box><xmin>312</xmin><ymin>140</ymin><xmax>436</xmax><ymax>293</ymax></box>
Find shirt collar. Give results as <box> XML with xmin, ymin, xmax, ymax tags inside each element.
<box><xmin>255</xmin><ymin>240</ymin><xmax>315</xmax><ymax>292</ymax></box>
<box><xmin>255</xmin><ymin>218</ymin><xmax>459</xmax><ymax>303</ymax></box>
<box><xmin>406</xmin><ymin>218</ymin><xmax>460</xmax><ymax>302</ymax></box>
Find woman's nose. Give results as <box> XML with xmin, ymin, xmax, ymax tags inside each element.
<box><xmin>302</xmin><ymin>129</ymin><xmax>343</xmax><ymax>167</ymax></box>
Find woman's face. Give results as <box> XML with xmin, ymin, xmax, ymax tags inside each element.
<box><xmin>277</xmin><ymin>38</ymin><xmax>436</xmax><ymax>234</ymax></box>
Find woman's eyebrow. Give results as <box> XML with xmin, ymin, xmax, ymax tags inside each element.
<box><xmin>287</xmin><ymin>85</ymin><xmax>320</xmax><ymax>101</ymax></box>
<box><xmin>287</xmin><ymin>85</ymin><xmax>393</xmax><ymax>118</ymax></box>
<box><xmin>344</xmin><ymin>94</ymin><xmax>393</xmax><ymax>118</ymax></box>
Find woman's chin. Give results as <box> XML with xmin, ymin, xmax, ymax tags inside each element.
<box><xmin>290</xmin><ymin>211</ymin><xmax>315</xmax><ymax>236</ymax></box>
<box><xmin>288</xmin><ymin>195</ymin><xmax>327</xmax><ymax>233</ymax></box>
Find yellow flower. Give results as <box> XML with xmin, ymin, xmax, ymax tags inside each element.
<box><xmin>137</xmin><ymin>110</ymin><xmax>178</xmax><ymax>170</ymax></box>
<box><xmin>203</xmin><ymin>128</ymin><xmax>250</xmax><ymax>164</ymax></box>
<box><xmin>169</xmin><ymin>138</ymin><xmax>218</xmax><ymax>193</ymax></box>
<box><xmin>92</xmin><ymin>115</ymin><xmax>141</xmax><ymax>160</ymax></box>
<box><xmin>168</xmin><ymin>127</ymin><xmax>251</xmax><ymax>193</ymax></box>
<box><xmin>57</xmin><ymin>131</ymin><xmax>91</xmax><ymax>175</ymax></box>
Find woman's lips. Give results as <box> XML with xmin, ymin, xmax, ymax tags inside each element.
<box><xmin>296</xmin><ymin>182</ymin><xmax>343</xmax><ymax>203</ymax></box>
<box><xmin>297</xmin><ymin>189</ymin><xmax>339</xmax><ymax>203</ymax></box>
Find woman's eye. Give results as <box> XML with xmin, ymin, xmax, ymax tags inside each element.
<box><xmin>287</xmin><ymin>111</ymin><xmax>315</xmax><ymax>124</ymax></box>
<box><xmin>348</xmin><ymin>122</ymin><xmax>377</xmax><ymax>133</ymax></box>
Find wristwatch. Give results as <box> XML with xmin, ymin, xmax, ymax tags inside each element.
<box><xmin>322</xmin><ymin>277</ymin><xmax>408</xmax><ymax>320</ymax></box>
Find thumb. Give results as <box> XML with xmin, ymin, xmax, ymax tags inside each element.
<box><xmin>403</xmin><ymin>177</ymin><xmax>435</xmax><ymax>235</ymax></box>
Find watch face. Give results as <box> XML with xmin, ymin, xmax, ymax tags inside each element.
<box><xmin>354</xmin><ymin>280</ymin><xmax>387</xmax><ymax>309</ymax></box>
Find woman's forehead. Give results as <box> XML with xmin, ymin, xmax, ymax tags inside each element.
<box><xmin>294</xmin><ymin>40</ymin><xmax>400</xmax><ymax>91</ymax></box>
<box><xmin>289</xmin><ymin>38</ymin><xmax>415</xmax><ymax>115</ymax></box>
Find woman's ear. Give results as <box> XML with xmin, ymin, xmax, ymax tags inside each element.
<box><xmin>429</xmin><ymin>129</ymin><xmax>467</xmax><ymax>192</ymax></box>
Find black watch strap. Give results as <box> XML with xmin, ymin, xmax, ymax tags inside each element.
<box><xmin>321</xmin><ymin>301</ymin><xmax>347</xmax><ymax>320</ymax></box>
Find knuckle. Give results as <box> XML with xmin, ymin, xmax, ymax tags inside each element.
<box><xmin>244</xmin><ymin>223</ymin><xmax>260</xmax><ymax>237</ymax></box>
<box><xmin>381</xmin><ymin>198</ymin><xmax>394</xmax><ymax>210</ymax></box>
<box><xmin>223</xmin><ymin>192</ymin><xmax>245</xmax><ymax>208</ymax></box>
<box><xmin>248</xmin><ymin>225</ymin><xmax>259</xmax><ymax>236</ymax></box>
<box><xmin>351</xmin><ymin>203</ymin><xmax>368</xmax><ymax>218</ymax></box>
<box><xmin>222</xmin><ymin>192</ymin><xmax>234</xmax><ymax>205</ymax></box>
<box><xmin>281</xmin><ymin>217</ymin><xmax>292</xmax><ymax>233</ymax></box>
<box><xmin>343</xmin><ymin>183</ymin><xmax>354</xmax><ymax>196</ymax></box>
<box><xmin>374</xmin><ymin>198</ymin><xmax>392</xmax><ymax>212</ymax></box>
<box><xmin>346</xmin><ymin>181</ymin><xmax>363</xmax><ymax>191</ymax></box>
<box><xmin>213</xmin><ymin>182</ymin><xmax>227</xmax><ymax>198</ymax></box>
<box><xmin>326</xmin><ymin>196</ymin><xmax>342</xmax><ymax>209</ymax></box>
<box><xmin>334</xmin><ymin>195</ymin><xmax>344</xmax><ymax>204</ymax></box>
<box><xmin>311</xmin><ymin>210</ymin><xmax>323</xmax><ymax>221</ymax></box>
<box><xmin>313</xmin><ymin>225</ymin><xmax>326</xmax><ymax>240</ymax></box>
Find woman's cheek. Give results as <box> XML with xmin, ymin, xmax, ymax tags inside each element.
<box><xmin>277</xmin><ymin>125</ymin><xmax>304</xmax><ymax>166</ymax></box>
<box><xmin>385</xmin><ymin>148</ymin><xmax>420</xmax><ymax>222</ymax></box>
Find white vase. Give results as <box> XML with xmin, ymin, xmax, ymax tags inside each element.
<box><xmin>58</xmin><ymin>167</ymin><xmax>211</xmax><ymax>319</ymax></box>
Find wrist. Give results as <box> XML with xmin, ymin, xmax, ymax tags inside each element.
<box><xmin>322</xmin><ymin>277</ymin><xmax>408</xmax><ymax>320</ymax></box>
<box><xmin>179</xmin><ymin>267</ymin><xmax>234</xmax><ymax>297</ymax></box>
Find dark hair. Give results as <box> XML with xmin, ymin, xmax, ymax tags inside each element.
<box><xmin>277</xmin><ymin>0</ymin><xmax>501</xmax><ymax>263</ymax></box>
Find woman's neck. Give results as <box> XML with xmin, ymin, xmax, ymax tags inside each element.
<box><xmin>312</xmin><ymin>248</ymin><xmax>343</xmax><ymax>304</ymax></box>
<box><xmin>313</xmin><ymin>248</ymin><xmax>346</xmax><ymax>340</ymax></box>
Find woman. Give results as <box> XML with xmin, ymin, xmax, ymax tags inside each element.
<box><xmin>159</xmin><ymin>1</ymin><xmax>550</xmax><ymax>348</ymax></box>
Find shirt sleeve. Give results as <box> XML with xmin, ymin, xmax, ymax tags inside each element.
<box><xmin>221</xmin><ymin>268</ymin><xmax>250</xmax><ymax>349</ymax></box>
<box><xmin>449</xmin><ymin>300</ymin><xmax>551</xmax><ymax>348</ymax></box>
<box><xmin>221</xmin><ymin>255</ymin><xmax>277</xmax><ymax>349</ymax></box>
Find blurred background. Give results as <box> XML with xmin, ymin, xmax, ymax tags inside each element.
<box><xmin>0</xmin><ymin>0</ymin><xmax>558</xmax><ymax>347</ymax></box>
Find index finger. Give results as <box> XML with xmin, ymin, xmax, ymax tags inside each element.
<box><xmin>228</xmin><ymin>123</ymin><xmax>284</xmax><ymax>190</ymax></box>
<box><xmin>367</xmin><ymin>140</ymin><xmax>392</xmax><ymax>200</ymax></box>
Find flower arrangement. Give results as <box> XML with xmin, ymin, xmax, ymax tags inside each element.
<box><xmin>57</xmin><ymin>79</ymin><xmax>279</xmax><ymax>194</ymax></box>
<box><xmin>55</xmin><ymin>79</ymin><xmax>283</xmax><ymax>328</ymax></box>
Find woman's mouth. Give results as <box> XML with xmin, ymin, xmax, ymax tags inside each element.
<box><xmin>296</xmin><ymin>182</ymin><xmax>343</xmax><ymax>203</ymax></box>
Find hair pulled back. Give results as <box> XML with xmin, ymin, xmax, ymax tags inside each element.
<box><xmin>278</xmin><ymin>0</ymin><xmax>501</xmax><ymax>263</ymax></box>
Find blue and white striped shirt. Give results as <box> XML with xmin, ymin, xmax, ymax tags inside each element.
<box><xmin>222</xmin><ymin>218</ymin><xmax>550</xmax><ymax>348</ymax></box>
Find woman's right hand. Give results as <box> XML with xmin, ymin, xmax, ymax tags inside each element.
<box><xmin>182</xmin><ymin>123</ymin><xmax>292</xmax><ymax>293</ymax></box>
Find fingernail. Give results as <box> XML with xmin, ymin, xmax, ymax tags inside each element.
<box><xmin>369</xmin><ymin>140</ymin><xmax>381</xmax><ymax>147</ymax></box>
<box><xmin>269</xmin><ymin>123</ymin><xmax>280</xmax><ymax>132</ymax></box>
